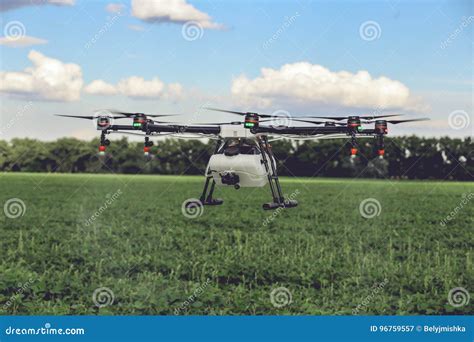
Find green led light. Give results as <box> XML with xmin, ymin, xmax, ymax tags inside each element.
<box><xmin>357</xmin><ymin>126</ymin><xmax>362</xmax><ymax>131</ymax></box>
<box><xmin>244</xmin><ymin>122</ymin><xmax>254</xmax><ymax>128</ymax></box>
<box><xmin>133</xmin><ymin>123</ymin><xmax>141</xmax><ymax>127</ymax></box>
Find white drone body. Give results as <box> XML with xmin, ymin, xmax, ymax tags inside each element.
<box><xmin>206</xmin><ymin>125</ymin><xmax>272</xmax><ymax>188</ymax></box>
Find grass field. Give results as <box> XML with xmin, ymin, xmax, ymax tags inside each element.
<box><xmin>0</xmin><ymin>173</ymin><xmax>472</xmax><ymax>315</ymax></box>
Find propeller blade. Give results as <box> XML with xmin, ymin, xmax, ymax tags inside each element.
<box><xmin>55</xmin><ymin>114</ymin><xmax>129</xmax><ymax>120</ymax></box>
<box><xmin>311</xmin><ymin>114</ymin><xmax>403</xmax><ymax>121</ymax></box>
<box><xmin>55</xmin><ymin>114</ymin><xmax>95</xmax><ymax>120</ymax></box>
<box><xmin>306</xmin><ymin>116</ymin><xmax>349</xmax><ymax>121</ymax></box>
<box><xmin>203</xmin><ymin>107</ymin><xmax>248</xmax><ymax>116</ymax></box>
<box><xmin>108</xmin><ymin>110</ymin><xmax>178</xmax><ymax>117</ymax></box>
<box><xmin>191</xmin><ymin>121</ymin><xmax>244</xmax><ymax>125</ymax></box>
<box><xmin>287</xmin><ymin>119</ymin><xmax>328</xmax><ymax>125</ymax></box>
<box><xmin>360</xmin><ymin>114</ymin><xmax>404</xmax><ymax>119</ymax></box>
<box><xmin>261</xmin><ymin>118</ymin><xmax>346</xmax><ymax>126</ymax></box>
<box><xmin>386</xmin><ymin>118</ymin><xmax>430</xmax><ymax>124</ymax></box>
<box><xmin>204</xmin><ymin>107</ymin><xmax>338</xmax><ymax>119</ymax></box>
<box><xmin>147</xmin><ymin>114</ymin><xmax>180</xmax><ymax>118</ymax></box>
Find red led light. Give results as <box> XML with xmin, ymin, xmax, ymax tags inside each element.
<box><xmin>99</xmin><ymin>145</ymin><xmax>106</xmax><ymax>152</ymax></box>
<box><xmin>351</xmin><ymin>148</ymin><xmax>358</xmax><ymax>155</ymax></box>
<box><xmin>144</xmin><ymin>146</ymin><xmax>150</xmax><ymax>153</ymax></box>
<box><xmin>378</xmin><ymin>149</ymin><xmax>385</xmax><ymax>156</ymax></box>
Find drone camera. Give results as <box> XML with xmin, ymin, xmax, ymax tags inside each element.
<box><xmin>221</xmin><ymin>172</ymin><xmax>240</xmax><ymax>187</ymax></box>
<box><xmin>244</xmin><ymin>113</ymin><xmax>259</xmax><ymax>129</ymax></box>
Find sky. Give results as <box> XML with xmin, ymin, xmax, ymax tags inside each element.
<box><xmin>0</xmin><ymin>0</ymin><xmax>472</xmax><ymax>141</ymax></box>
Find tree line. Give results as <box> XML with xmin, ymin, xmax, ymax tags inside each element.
<box><xmin>0</xmin><ymin>136</ymin><xmax>472</xmax><ymax>180</ymax></box>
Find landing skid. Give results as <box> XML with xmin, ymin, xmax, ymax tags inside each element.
<box><xmin>263</xmin><ymin>200</ymin><xmax>298</xmax><ymax>210</ymax></box>
<box><xmin>202</xmin><ymin>198</ymin><xmax>224</xmax><ymax>206</ymax></box>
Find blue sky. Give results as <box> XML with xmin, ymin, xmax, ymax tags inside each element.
<box><xmin>0</xmin><ymin>0</ymin><xmax>472</xmax><ymax>140</ymax></box>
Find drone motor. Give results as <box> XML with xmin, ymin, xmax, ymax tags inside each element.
<box><xmin>244</xmin><ymin>113</ymin><xmax>259</xmax><ymax>129</ymax></box>
<box><xmin>347</xmin><ymin>116</ymin><xmax>362</xmax><ymax>131</ymax></box>
<box><xmin>133</xmin><ymin>114</ymin><xmax>147</xmax><ymax>129</ymax></box>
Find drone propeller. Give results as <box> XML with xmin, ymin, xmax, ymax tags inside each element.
<box><xmin>368</xmin><ymin>118</ymin><xmax>430</xmax><ymax>124</ymax></box>
<box><xmin>189</xmin><ymin>121</ymin><xmax>244</xmax><ymax>125</ymax></box>
<box><xmin>108</xmin><ymin>110</ymin><xmax>178</xmax><ymax>118</ymax></box>
<box><xmin>55</xmin><ymin>114</ymin><xmax>128</xmax><ymax>120</ymax></box>
<box><xmin>264</xmin><ymin>118</ymin><xmax>346</xmax><ymax>126</ymax></box>
<box><xmin>313</xmin><ymin>114</ymin><xmax>404</xmax><ymax>121</ymax></box>
<box><xmin>204</xmin><ymin>107</ymin><xmax>331</xmax><ymax>119</ymax></box>
<box><xmin>186</xmin><ymin>118</ymin><xmax>344</xmax><ymax>127</ymax></box>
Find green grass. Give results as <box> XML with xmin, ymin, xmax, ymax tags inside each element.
<box><xmin>0</xmin><ymin>173</ymin><xmax>472</xmax><ymax>315</ymax></box>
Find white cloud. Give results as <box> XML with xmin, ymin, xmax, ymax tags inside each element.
<box><xmin>117</xmin><ymin>76</ymin><xmax>165</xmax><ymax>97</ymax></box>
<box><xmin>83</xmin><ymin>79</ymin><xmax>117</xmax><ymax>95</ymax></box>
<box><xmin>131</xmin><ymin>0</ymin><xmax>223</xmax><ymax>29</ymax></box>
<box><xmin>164</xmin><ymin>83</ymin><xmax>183</xmax><ymax>100</ymax></box>
<box><xmin>84</xmin><ymin>76</ymin><xmax>183</xmax><ymax>100</ymax></box>
<box><xmin>105</xmin><ymin>3</ymin><xmax>125</xmax><ymax>14</ymax></box>
<box><xmin>231</xmin><ymin>62</ymin><xmax>424</xmax><ymax>111</ymax></box>
<box><xmin>0</xmin><ymin>35</ymin><xmax>47</xmax><ymax>47</ymax></box>
<box><xmin>0</xmin><ymin>50</ymin><xmax>83</xmax><ymax>101</ymax></box>
<box><xmin>0</xmin><ymin>0</ymin><xmax>74</xmax><ymax>11</ymax></box>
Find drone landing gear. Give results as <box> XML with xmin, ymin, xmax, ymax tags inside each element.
<box><xmin>198</xmin><ymin>175</ymin><xmax>224</xmax><ymax>206</ymax></box>
<box><xmin>257</xmin><ymin>136</ymin><xmax>298</xmax><ymax>211</ymax></box>
<box><xmin>263</xmin><ymin>200</ymin><xmax>298</xmax><ymax>210</ymax></box>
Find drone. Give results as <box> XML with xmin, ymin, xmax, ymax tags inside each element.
<box><xmin>56</xmin><ymin>108</ymin><xmax>428</xmax><ymax>210</ymax></box>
